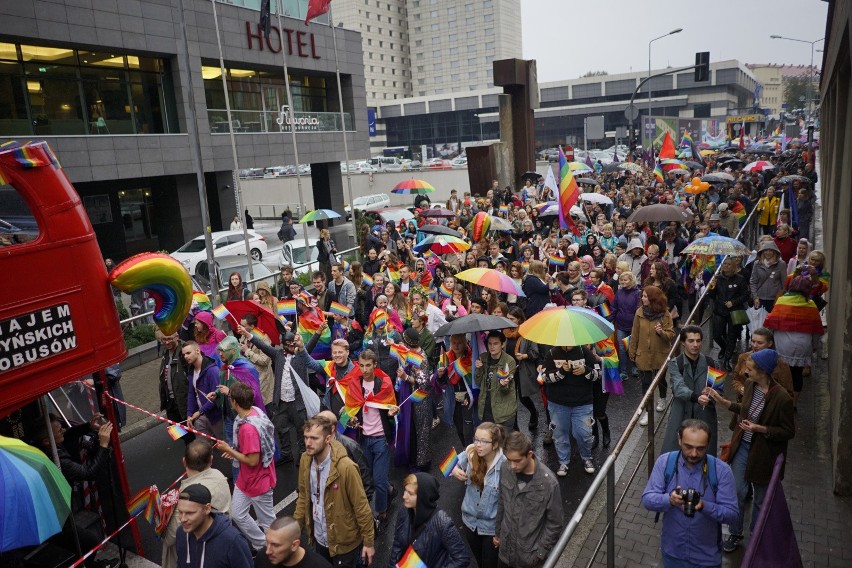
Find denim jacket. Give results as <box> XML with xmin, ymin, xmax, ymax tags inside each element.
<box><xmin>457</xmin><ymin>446</ymin><xmax>505</xmax><ymax>535</ymax></box>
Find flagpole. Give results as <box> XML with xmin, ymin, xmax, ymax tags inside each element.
<box><xmin>328</xmin><ymin>4</ymin><xmax>360</xmax><ymax>257</ymax></box>
<box><xmin>209</xmin><ymin>0</ymin><xmax>254</xmax><ymax>283</ymax></box>
<box><xmin>275</xmin><ymin>1</ymin><xmax>311</xmax><ymax>260</ymax></box>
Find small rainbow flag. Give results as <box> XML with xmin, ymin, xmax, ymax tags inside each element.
<box><xmin>166</xmin><ymin>423</ymin><xmax>188</xmax><ymax>441</ymax></box>
<box><xmin>321</xmin><ymin>360</ymin><xmax>336</xmax><ymax>378</ymax></box>
<box><xmin>547</xmin><ymin>253</ymin><xmax>565</xmax><ymax>267</ymax></box>
<box><xmin>620</xmin><ymin>336</ymin><xmax>631</xmax><ymax>352</ymax></box>
<box><xmin>409</xmin><ymin>388</ymin><xmax>429</xmax><ymax>403</ymax></box>
<box><xmin>278</xmin><ymin>299</ymin><xmax>296</xmax><ymax>316</ymax></box>
<box><xmin>387</xmin><ymin>267</ymin><xmax>400</xmax><ymax>282</ymax></box>
<box><xmin>342</xmin><ymin>259</ymin><xmax>350</xmax><ymax>273</ymax></box>
<box><xmin>250</xmin><ymin>328</ymin><xmax>270</xmax><ymax>343</ymax></box>
<box><xmin>496</xmin><ymin>363</ymin><xmax>512</xmax><ymax>380</ymax></box>
<box><xmin>537</xmin><ymin>369</ymin><xmax>545</xmax><ymax>385</ymax></box>
<box><xmin>211</xmin><ymin>304</ymin><xmax>230</xmax><ymax>321</ymax></box>
<box><xmin>127</xmin><ymin>486</ymin><xmax>157</xmax><ymax>524</ymax></box>
<box><xmin>452</xmin><ymin>357</ymin><xmax>472</xmax><ymax>379</ymax></box>
<box><xmin>363</xmin><ymin>274</ymin><xmax>374</xmax><ymax>287</ymax></box>
<box><xmin>438</xmin><ymin>448</ymin><xmax>459</xmax><ymax>478</ymax></box>
<box><xmin>406</xmin><ymin>350</ymin><xmax>425</xmax><ymax>368</ymax></box>
<box><xmin>192</xmin><ymin>291</ymin><xmax>212</xmax><ymax>311</ymax></box>
<box><xmin>707</xmin><ymin>367</ymin><xmax>726</xmax><ymax>390</ymax></box>
<box><xmin>439</xmin><ymin>350</ymin><xmax>449</xmax><ymax>369</ymax></box>
<box><xmin>329</xmin><ymin>301</ymin><xmax>351</xmax><ymax>317</ymax></box>
<box><xmin>396</xmin><ymin>546</ymin><xmax>427</xmax><ymax>568</ymax></box>
<box><xmin>371</xmin><ymin>311</ymin><xmax>388</xmax><ymax>330</ymax></box>
<box><xmin>419</xmin><ymin>271</ymin><xmax>433</xmax><ymax>288</ymax></box>
<box><xmin>439</xmin><ymin>283</ymin><xmax>453</xmax><ymax>298</ymax></box>
<box><xmin>730</xmin><ymin>201</ymin><xmax>747</xmax><ymax>227</ymax></box>
<box><xmin>390</xmin><ymin>343</ymin><xmax>410</xmax><ymax>365</ymax></box>
<box><xmin>597</xmin><ymin>301</ymin><xmax>612</xmax><ymax>318</ymax></box>
<box><xmin>654</xmin><ymin>164</ymin><xmax>664</xmax><ymax>183</ymax></box>
<box><xmin>499</xmin><ymin>204</ymin><xmax>509</xmax><ymax>214</ymax></box>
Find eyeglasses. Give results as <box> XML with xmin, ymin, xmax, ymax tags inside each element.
<box><xmin>473</xmin><ymin>438</ymin><xmax>493</xmax><ymax>446</ymax></box>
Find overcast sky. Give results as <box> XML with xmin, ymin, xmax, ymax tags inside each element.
<box><xmin>522</xmin><ymin>0</ymin><xmax>829</xmax><ymax>83</ymax></box>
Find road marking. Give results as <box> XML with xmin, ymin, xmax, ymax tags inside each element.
<box><xmin>274</xmin><ymin>490</ymin><xmax>299</xmax><ymax>514</ymax></box>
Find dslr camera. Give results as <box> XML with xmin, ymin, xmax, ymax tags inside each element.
<box><xmin>679</xmin><ymin>488</ymin><xmax>701</xmax><ymax>517</ymax></box>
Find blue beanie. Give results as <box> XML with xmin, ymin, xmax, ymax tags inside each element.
<box><xmin>751</xmin><ymin>349</ymin><xmax>778</xmax><ymax>375</ymax></box>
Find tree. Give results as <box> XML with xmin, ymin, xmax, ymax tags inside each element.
<box><xmin>783</xmin><ymin>75</ymin><xmax>810</xmax><ymax>111</ymax></box>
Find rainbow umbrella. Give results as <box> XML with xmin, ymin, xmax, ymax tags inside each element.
<box><xmin>391</xmin><ymin>179</ymin><xmax>435</xmax><ymax>194</ymax></box>
<box><xmin>299</xmin><ymin>209</ymin><xmax>341</xmax><ymax>223</ymax></box>
<box><xmin>456</xmin><ymin>268</ymin><xmax>526</xmax><ymax>297</ymax></box>
<box><xmin>0</xmin><ymin>435</ymin><xmax>72</xmax><ymax>551</ymax></box>
<box><xmin>681</xmin><ymin>235</ymin><xmax>750</xmax><ymax>257</ymax></box>
<box><xmin>519</xmin><ymin>306</ymin><xmax>614</xmax><ymax>347</ymax></box>
<box><xmin>412</xmin><ymin>235</ymin><xmax>470</xmax><ymax>255</ymax></box>
<box><xmin>567</xmin><ymin>161</ymin><xmax>593</xmax><ymax>173</ymax></box>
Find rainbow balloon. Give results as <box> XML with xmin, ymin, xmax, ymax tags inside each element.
<box><xmin>471</xmin><ymin>211</ymin><xmax>491</xmax><ymax>242</ymax></box>
<box><xmin>109</xmin><ymin>252</ymin><xmax>193</xmax><ymax>335</ymax></box>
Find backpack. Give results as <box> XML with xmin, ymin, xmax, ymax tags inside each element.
<box><xmin>654</xmin><ymin>450</ymin><xmax>719</xmax><ymax>523</ymax></box>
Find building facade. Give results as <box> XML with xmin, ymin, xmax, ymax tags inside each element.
<box><xmin>0</xmin><ymin>0</ymin><xmax>368</xmax><ymax>260</ymax></box>
<box><xmin>747</xmin><ymin>63</ymin><xmax>820</xmax><ymax>115</ymax></box>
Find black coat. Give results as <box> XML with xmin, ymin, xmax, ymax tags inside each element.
<box><xmin>522</xmin><ymin>275</ymin><xmax>550</xmax><ymax>318</ymax></box>
<box><xmin>390</xmin><ymin>509</ymin><xmax>470</xmax><ymax>568</ymax></box>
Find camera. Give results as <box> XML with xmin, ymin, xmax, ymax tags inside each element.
<box><xmin>680</xmin><ymin>488</ymin><xmax>701</xmax><ymax>517</ymax></box>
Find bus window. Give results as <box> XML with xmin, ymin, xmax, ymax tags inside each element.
<box><xmin>0</xmin><ymin>183</ymin><xmax>40</xmax><ymax>247</ymax></box>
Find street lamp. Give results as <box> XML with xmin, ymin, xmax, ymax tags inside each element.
<box><xmin>473</xmin><ymin>113</ymin><xmax>484</xmax><ymax>141</ymax></box>
<box><xmin>648</xmin><ymin>28</ymin><xmax>683</xmax><ymax>157</ymax></box>
<box><xmin>770</xmin><ymin>34</ymin><xmax>824</xmax><ymax>122</ymax></box>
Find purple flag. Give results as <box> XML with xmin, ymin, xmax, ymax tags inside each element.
<box><xmin>585</xmin><ymin>153</ymin><xmax>595</xmax><ymax>169</ymax></box>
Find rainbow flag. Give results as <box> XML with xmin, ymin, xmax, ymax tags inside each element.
<box><xmin>773</xmin><ymin>124</ymin><xmax>781</xmax><ymax>136</ymax></box>
<box><xmin>597</xmin><ymin>301</ymin><xmax>612</xmax><ymax>318</ymax></box>
<box><xmin>557</xmin><ymin>146</ymin><xmax>581</xmax><ymax>236</ymax></box>
<box><xmin>763</xmin><ymin>292</ymin><xmax>824</xmax><ymax>335</ymax></box>
<box><xmin>166</xmin><ymin>423</ymin><xmax>188</xmax><ymax>441</ymax></box>
<box><xmin>127</xmin><ymin>486</ymin><xmax>157</xmax><ymax>524</ymax></box>
<box><xmin>396</xmin><ymin>546</ymin><xmax>427</xmax><ymax>568</ymax></box>
<box><xmin>439</xmin><ymin>350</ymin><xmax>449</xmax><ymax>369</ymax></box>
<box><xmin>211</xmin><ymin>304</ymin><xmax>230</xmax><ymax>321</ymax></box>
<box><xmin>406</xmin><ymin>350</ymin><xmax>425</xmax><ymax>368</ymax></box>
<box><xmin>363</xmin><ymin>274</ymin><xmax>374</xmax><ymax>287</ymax></box>
<box><xmin>547</xmin><ymin>253</ymin><xmax>565</xmax><ymax>267</ymax></box>
<box><xmin>329</xmin><ymin>301</ymin><xmax>351</xmax><ymax>317</ymax></box>
<box><xmin>452</xmin><ymin>357</ymin><xmax>472</xmax><ymax>379</ymax></box>
<box><xmin>706</xmin><ymin>367</ymin><xmax>726</xmax><ymax>390</ymax></box>
<box><xmin>250</xmin><ymin>328</ymin><xmax>271</xmax><ymax>343</ymax></box>
<box><xmin>370</xmin><ymin>310</ymin><xmax>388</xmax><ymax>331</ymax></box>
<box><xmin>438</xmin><ymin>448</ymin><xmax>459</xmax><ymax>478</ymax></box>
<box><xmin>278</xmin><ymin>299</ymin><xmax>296</xmax><ymax>316</ymax></box>
<box><xmin>390</xmin><ymin>343</ymin><xmax>410</xmax><ymax>365</ymax></box>
<box><xmin>537</xmin><ymin>369</ymin><xmax>545</xmax><ymax>385</ymax></box>
<box><xmin>387</xmin><ymin>267</ymin><xmax>400</xmax><ymax>282</ymax></box>
<box><xmin>439</xmin><ymin>282</ymin><xmax>453</xmax><ymax>298</ymax></box>
<box><xmin>496</xmin><ymin>363</ymin><xmax>511</xmax><ymax>380</ymax></box>
<box><xmin>654</xmin><ymin>164</ymin><xmax>664</xmax><ymax>183</ymax></box>
<box><xmin>192</xmin><ymin>291</ymin><xmax>212</xmax><ymax>311</ymax></box>
<box><xmin>730</xmin><ymin>201</ymin><xmax>747</xmax><ymax>227</ymax></box>
<box><xmin>499</xmin><ymin>204</ymin><xmax>509</xmax><ymax>214</ymax></box>
<box><xmin>321</xmin><ymin>360</ymin><xmax>336</xmax><ymax>377</ymax></box>
<box><xmin>620</xmin><ymin>336</ymin><xmax>631</xmax><ymax>352</ymax></box>
<box><xmin>595</xmin><ymin>336</ymin><xmax>624</xmax><ymax>395</ymax></box>
<box><xmin>342</xmin><ymin>259</ymin><xmax>350</xmax><ymax>273</ymax></box>
<box><xmin>681</xmin><ymin>130</ymin><xmax>693</xmax><ymax>146</ymax></box>
<box><xmin>409</xmin><ymin>388</ymin><xmax>429</xmax><ymax>403</ymax></box>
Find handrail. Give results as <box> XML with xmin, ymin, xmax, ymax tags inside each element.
<box><xmin>543</xmin><ymin>204</ymin><xmax>761</xmax><ymax>568</ymax></box>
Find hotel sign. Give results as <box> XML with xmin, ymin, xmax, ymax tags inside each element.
<box><xmin>246</xmin><ymin>23</ymin><xmax>321</xmax><ymax>59</ymax></box>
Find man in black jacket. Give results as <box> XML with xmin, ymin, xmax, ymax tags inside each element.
<box><xmin>157</xmin><ymin>331</ymin><xmax>192</xmax><ymax>445</ymax></box>
<box><xmin>708</xmin><ymin>257</ymin><xmax>751</xmax><ymax>370</ymax></box>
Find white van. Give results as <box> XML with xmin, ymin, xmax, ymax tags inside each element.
<box><xmin>367</xmin><ymin>156</ymin><xmax>404</xmax><ymax>172</ymax></box>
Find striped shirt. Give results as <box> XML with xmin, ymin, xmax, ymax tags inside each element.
<box><xmin>743</xmin><ymin>387</ymin><xmax>767</xmax><ymax>443</ymax></box>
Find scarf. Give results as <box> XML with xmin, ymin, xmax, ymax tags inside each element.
<box><xmin>763</xmin><ymin>292</ymin><xmax>825</xmax><ymax>335</ymax></box>
<box><xmin>642</xmin><ymin>306</ymin><xmax>665</xmax><ymax>320</ymax></box>
<box><xmin>503</xmin><ymin>328</ymin><xmax>519</xmax><ymax>339</ymax></box>
<box><xmin>232</xmin><ymin>408</ymin><xmax>276</xmax><ymax>468</ymax></box>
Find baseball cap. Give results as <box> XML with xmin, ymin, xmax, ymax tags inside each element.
<box><xmin>179</xmin><ymin>484</ymin><xmax>212</xmax><ymax>505</ymax></box>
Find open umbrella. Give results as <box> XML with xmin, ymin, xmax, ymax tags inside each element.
<box><xmin>684</xmin><ymin>161</ymin><xmax>705</xmax><ymax>170</ymax></box>
<box><xmin>579</xmin><ymin>193</ymin><xmax>613</xmax><ymax>206</ymax></box>
<box><xmin>568</xmin><ymin>161</ymin><xmax>593</xmax><ymax>173</ymax></box>
<box><xmin>681</xmin><ymin>235</ymin><xmax>750</xmax><ymax>257</ymax></box>
<box><xmin>602</xmin><ymin>163</ymin><xmax>621</xmax><ymax>173</ymax></box>
<box><xmin>744</xmin><ymin>160</ymin><xmax>775</xmax><ymax>172</ymax></box>
<box><xmin>225</xmin><ymin>300</ymin><xmax>284</xmax><ymax>345</ymax></box>
<box><xmin>418</xmin><ymin>224</ymin><xmax>462</xmax><ymax>238</ymax></box>
<box><xmin>0</xmin><ymin>435</ymin><xmax>72</xmax><ymax>551</ymax></box>
<box><xmin>434</xmin><ymin>313</ymin><xmax>517</xmax><ymax>337</ymax></box>
<box><xmin>413</xmin><ymin>235</ymin><xmax>470</xmax><ymax>255</ymax></box>
<box><xmin>576</xmin><ymin>177</ymin><xmax>598</xmax><ymax>185</ymax></box>
<box><xmin>392</xmin><ymin>179</ymin><xmax>435</xmax><ymax>194</ymax></box>
<box><xmin>701</xmin><ymin>174</ymin><xmax>726</xmax><ymax>184</ymax></box>
<box><xmin>706</xmin><ymin>172</ymin><xmax>735</xmax><ymax>182</ymax></box>
<box><xmin>456</xmin><ymin>268</ymin><xmax>525</xmax><ymax>297</ymax></box>
<box><xmin>699</xmin><ymin>149</ymin><xmax>717</xmax><ymax>157</ymax></box>
<box><xmin>419</xmin><ymin>207</ymin><xmax>458</xmax><ymax>218</ymax></box>
<box><xmin>627</xmin><ymin>204</ymin><xmax>692</xmax><ymax>224</ymax></box>
<box><xmin>299</xmin><ymin>209</ymin><xmax>341</xmax><ymax>223</ymax></box>
<box><xmin>618</xmin><ymin>162</ymin><xmax>643</xmax><ymax>173</ymax></box>
<box><xmin>487</xmin><ymin>216</ymin><xmax>515</xmax><ymax>232</ymax></box>
<box><xmin>518</xmin><ymin>306</ymin><xmax>614</xmax><ymax>346</ymax></box>
<box><xmin>777</xmin><ymin>175</ymin><xmax>811</xmax><ymax>185</ymax></box>
<box><xmin>520</xmin><ymin>171</ymin><xmax>541</xmax><ymax>182</ymax></box>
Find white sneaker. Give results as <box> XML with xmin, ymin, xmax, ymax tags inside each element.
<box><xmin>639</xmin><ymin>411</ymin><xmax>648</xmax><ymax>426</ymax></box>
<box><xmin>557</xmin><ymin>463</ymin><xmax>569</xmax><ymax>477</ymax></box>
<box><xmin>656</xmin><ymin>397</ymin><xmax>667</xmax><ymax>412</ymax></box>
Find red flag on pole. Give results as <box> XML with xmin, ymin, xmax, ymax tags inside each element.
<box><xmin>658</xmin><ymin>132</ymin><xmax>676</xmax><ymax>159</ymax></box>
<box><xmin>305</xmin><ymin>0</ymin><xmax>332</xmax><ymax>25</ymax></box>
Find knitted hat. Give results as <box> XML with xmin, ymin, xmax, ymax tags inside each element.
<box><xmin>750</xmin><ymin>349</ymin><xmax>778</xmax><ymax>375</ymax></box>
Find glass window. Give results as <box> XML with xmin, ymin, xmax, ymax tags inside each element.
<box><xmin>0</xmin><ymin>61</ymin><xmax>28</xmax><ymax>135</ymax></box>
<box><xmin>484</xmin><ymin>13</ymin><xmax>493</xmax><ymax>22</ymax></box>
<box><xmin>28</xmin><ymin>75</ymin><xmax>86</xmax><ymax>135</ymax></box>
<box><xmin>118</xmin><ymin>188</ymin><xmax>156</xmax><ymax>244</ymax></box>
<box><xmin>431</xmin><ymin>23</ymin><xmax>439</xmax><ymax>31</ymax></box>
<box><xmin>80</xmin><ymin>67</ymin><xmax>133</xmax><ymax>134</ymax></box>
<box><xmin>0</xmin><ymin>183</ymin><xmax>41</xmax><ymax>248</ymax></box>
<box><xmin>19</xmin><ymin>45</ymin><xmax>77</xmax><ymax>66</ymax></box>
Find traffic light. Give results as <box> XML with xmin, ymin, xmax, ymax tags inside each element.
<box><xmin>695</xmin><ymin>52</ymin><xmax>710</xmax><ymax>82</ymax></box>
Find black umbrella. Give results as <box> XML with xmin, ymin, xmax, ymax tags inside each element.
<box><xmin>576</xmin><ymin>177</ymin><xmax>598</xmax><ymax>185</ymax></box>
<box><xmin>602</xmin><ymin>163</ymin><xmax>621</xmax><ymax>173</ymax></box>
<box><xmin>685</xmin><ymin>161</ymin><xmax>705</xmax><ymax>170</ymax></box>
<box><xmin>434</xmin><ymin>314</ymin><xmax>517</xmax><ymax>337</ymax></box>
<box><xmin>627</xmin><ymin>204</ymin><xmax>692</xmax><ymax>224</ymax></box>
<box><xmin>520</xmin><ymin>171</ymin><xmax>541</xmax><ymax>182</ymax></box>
<box><xmin>418</xmin><ymin>224</ymin><xmax>463</xmax><ymax>238</ymax></box>
<box><xmin>777</xmin><ymin>175</ymin><xmax>812</xmax><ymax>185</ymax></box>
<box><xmin>419</xmin><ymin>207</ymin><xmax>458</xmax><ymax>218</ymax></box>
<box><xmin>701</xmin><ymin>174</ymin><xmax>725</xmax><ymax>183</ymax></box>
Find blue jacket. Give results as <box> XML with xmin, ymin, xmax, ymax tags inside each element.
<box><xmin>456</xmin><ymin>446</ymin><xmax>505</xmax><ymax>535</ymax></box>
<box><xmin>612</xmin><ymin>287</ymin><xmax>641</xmax><ymax>332</ymax></box>
<box><xmin>176</xmin><ymin>512</ymin><xmax>253</xmax><ymax>568</ymax></box>
<box><xmin>187</xmin><ymin>355</ymin><xmax>222</xmax><ymax>423</ymax></box>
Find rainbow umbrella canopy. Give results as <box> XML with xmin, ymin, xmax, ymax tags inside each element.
<box><xmin>456</xmin><ymin>268</ymin><xmax>526</xmax><ymax>297</ymax></box>
<box><xmin>681</xmin><ymin>235</ymin><xmax>750</xmax><ymax>257</ymax></box>
<box><xmin>567</xmin><ymin>161</ymin><xmax>593</xmax><ymax>173</ymax></box>
<box><xmin>519</xmin><ymin>306</ymin><xmax>614</xmax><ymax>346</ymax></box>
<box><xmin>412</xmin><ymin>234</ymin><xmax>470</xmax><ymax>255</ymax></box>
<box><xmin>299</xmin><ymin>208</ymin><xmax>341</xmax><ymax>223</ymax></box>
<box><xmin>391</xmin><ymin>179</ymin><xmax>435</xmax><ymax>194</ymax></box>
<box><xmin>0</xmin><ymin>435</ymin><xmax>72</xmax><ymax>551</ymax></box>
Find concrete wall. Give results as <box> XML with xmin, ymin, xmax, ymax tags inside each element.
<box><xmin>817</xmin><ymin>0</ymin><xmax>852</xmax><ymax>495</ymax></box>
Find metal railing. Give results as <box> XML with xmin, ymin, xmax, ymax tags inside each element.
<box><xmin>245</xmin><ymin>203</ymin><xmax>303</xmax><ymax>220</ymax></box>
<box><xmin>543</xmin><ymin>207</ymin><xmax>761</xmax><ymax>568</ymax></box>
<box><xmin>207</xmin><ymin>109</ymin><xmax>353</xmax><ymax>134</ymax></box>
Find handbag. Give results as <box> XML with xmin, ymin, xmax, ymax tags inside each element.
<box><xmin>730</xmin><ymin>309</ymin><xmax>750</xmax><ymax>326</ymax></box>
<box><xmin>720</xmin><ymin>440</ymin><xmax>732</xmax><ymax>462</ymax></box>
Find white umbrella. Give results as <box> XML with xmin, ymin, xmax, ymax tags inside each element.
<box><xmin>580</xmin><ymin>193</ymin><xmax>613</xmax><ymax>205</ymax></box>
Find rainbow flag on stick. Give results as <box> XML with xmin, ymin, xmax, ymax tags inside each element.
<box><xmin>595</xmin><ymin>336</ymin><xmax>624</xmax><ymax>395</ymax></box>
<box><xmin>192</xmin><ymin>291</ymin><xmax>212</xmax><ymax>311</ymax></box>
<box><xmin>396</xmin><ymin>546</ymin><xmax>427</xmax><ymax>568</ymax></box>
<box><xmin>707</xmin><ymin>367</ymin><xmax>726</xmax><ymax>390</ymax></box>
<box><xmin>278</xmin><ymin>299</ymin><xmax>296</xmax><ymax>316</ymax></box>
<box><xmin>439</xmin><ymin>350</ymin><xmax>449</xmax><ymax>369</ymax></box>
<box><xmin>547</xmin><ymin>253</ymin><xmax>566</xmax><ymax>267</ymax></box>
<box><xmin>438</xmin><ymin>448</ymin><xmax>459</xmax><ymax>478</ymax></box>
<box><xmin>211</xmin><ymin>304</ymin><xmax>231</xmax><ymax>321</ymax></box>
<box><xmin>496</xmin><ymin>363</ymin><xmax>512</xmax><ymax>380</ymax></box>
<box><xmin>557</xmin><ymin>146</ymin><xmax>581</xmax><ymax>236</ymax></box>
<box><xmin>402</xmin><ymin>388</ymin><xmax>429</xmax><ymax>405</ymax></box>
<box><xmin>654</xmin><ymin>164</ymin><xmax>664</xmax><ymax>183</ymax></box>
<box><xmin>452</xmin><ymin>357</ymin><xmax>472</xmax><ymax>379</ymax></box>
<box><xmin>406</xmin><ymin>350</ymin><xmax>425</xmax><ymax>368</ymax></box>
<box><xmin>390</xmin><ymin>343</ymin><xmax>410</xmax><ymax>365</ymax></box>
<box><xmin>127</xmin><ymin>486</ymin><xmax>158</xmax><ymax>524</ymax></box>
<box><xmin>387</xmin><ymin>267</ymin><xmax>401</xmax><ymax>282</ymax></box>
<box><xmin>250</xmin><ymin>328</ymin><xmax>271</xmax><ymax>344</ymax></box>
<box><xmin>597</xmin><ymin>301</ymin><xmax>612</xmax><ymax>318</ymax></box>
<box><xmin>329</xmin><ymin>301</ymin><xmax>351</xmax><ymax>317</ymax></box>
<box><xmin>362</xmin><ymin>274</ymin><xmax>374</xmax><ymax>287</ymax></box>
<box><xmin>166</xmin><ymin>423</ymin><xmax>188</xmax><ymax>441</ymax></box>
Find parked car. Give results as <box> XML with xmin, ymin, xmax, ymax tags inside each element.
<box><xmin>354</xmin><ymin>161</ymin><xmax>378</xmax><ymax>173</ymax></box>
<box><xmin>340</xmin><ymin>162</ymin><xmax>358</xmax><ymax>174</ymax></box>
<box><xmin>367</xmin><ymin>156</ymin><xmax>404</xmax><ymax>172</ymax></box>
<box><xmin>195</xmin><ymin>256</ymin><xmax>276</xmax><ymax>296</ymax></box>
<box><xmin>402</xmin><ymin>159</ymin><xmax>422</xmax><ymax>171</ymax></box>
<box><xmin>344</xmin><ymin>193</ymin><xmax>391</xmax><ymax>220</ymax></box>
<box><xmin>426</xmin><ymin>158</ymin><xmax>453</xmax><ymax>169</ymax></box>
<box><xmin>170</xmin><ymin>229</ymin><xmax>268</xmax><ymax>275</ymax></box>
<box><xmin>451</xmin><ymin>156</ymin><xmax>468</xmax><ymax>168</ymax></box>
<box><xmin>239</xmin><ymin>168</ymin><xmax>265</xmax><ymax>179</ymax></box>
<box><xmin>277</xmin><ymin>237</ymin><xmax>320</xmax><ymax>276</ymax></box>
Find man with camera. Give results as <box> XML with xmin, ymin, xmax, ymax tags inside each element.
<box><xmin>642</xmin><ymin>419</ymin><xmax>738</xmax><ymax>568</ymax></box>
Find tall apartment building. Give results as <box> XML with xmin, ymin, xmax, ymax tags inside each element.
<box><xmin>337</xmin><ymin>0</ymin><xmax>522</xmax><ymax>106</ymax></box>
<box><xmin>747</xmin><ymin>63</ymin><xmax>820</xmax><ymax>115</ymax></box>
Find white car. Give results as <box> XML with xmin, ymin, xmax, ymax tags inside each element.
<box><xmin>170</xmin><ymin>229</ymin><xmax>268</xmax><ymax>275</ymax></box>
<box><xmin>344</xmin><ymin>193</ymin><xmax>391</xmax><ymax>219</ymax></box>
<box><xmin>451</xmin><ymin>156</ymin><xmax>468</xmax><ymax>168</ymax></box>
<box><xmin>277</xmin><ymin>237</ymin><xmax>320</xmax><ymax>275</ymax></box>
<box><xmin>354</xmin><ymin>161</ymin><xmax>378</xmax><ymax>173</ymax></box>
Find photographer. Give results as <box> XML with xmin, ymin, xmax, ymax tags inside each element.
<box><xmin>642</xmin><ymin>419</ymin><xmax>738</xmax><ymax>568</ymax></box>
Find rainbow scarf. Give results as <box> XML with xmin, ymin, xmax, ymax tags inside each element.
<box><xmin>595</xmin><ymin>336</ymin><xmax>624</xmax><ymax>395</ymax></box>
<box><xmin>763</xmin><ymin>292</ymin><xmax>825</xmax><ymax>335</ymax></box>
<box><xmin>521</xmin><ymin>260</ymin><xmax>530</xmax><ymax>273</ymax></box>
<box><xmin>439</xmin><ymin>283</ymin><xmax>454</xmax><ymax>298</ymax></box>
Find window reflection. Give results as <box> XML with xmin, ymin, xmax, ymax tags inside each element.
<box><xmin>0</xmin><ymin>184</ymin><xmax>40</xmax><ymax>248</ymax></box>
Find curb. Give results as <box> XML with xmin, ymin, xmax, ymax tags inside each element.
<box><xmin>119</xmin><ymin>412</ymin><xmax>164</xmax><ymax>443</ymax></box>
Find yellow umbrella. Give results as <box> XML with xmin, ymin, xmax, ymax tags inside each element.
<box><xmin>699</xmin><ymin>149</ymin><xmax>717</xmax><ymax>157</ymax></box>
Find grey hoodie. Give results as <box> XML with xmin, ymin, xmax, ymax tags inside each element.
<box><xmin>176</xmin><ymin>512</ymin><xmax>252</xmax><ymax>568</ymax></box>
<box><xmin>750</xmin><ymin>242</ymin><xmax>787</xmax><ymax>301</ymax></box>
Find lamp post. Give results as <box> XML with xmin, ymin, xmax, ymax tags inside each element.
<box><xmin>474</xmin><ymin>113</ymin><xmax>484</xmax><ymax>141</ymax></box>
<box><xmin>770</xmin><ymin>35</ymin><xmax>824</xmax><ymax>122</ymax></box>
<box><xmin>647</xmin><ymin>28</ymin><xmax>683</xmax><ymax>157</ymax></box>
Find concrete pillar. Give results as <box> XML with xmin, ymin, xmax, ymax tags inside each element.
<box><xmin>497</xmin><ymin>94</ymin><xmax>514</xmax><ymax>191</ymax></box>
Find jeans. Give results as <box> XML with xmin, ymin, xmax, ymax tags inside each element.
<box><xmin>616</xmin><ymin>329</ymin><xmax>634</xmax><ymax>377</ymax></box>
<box><xmin>728</xmin><ymin>439</ymin><xmax>767</xmax><ymax>537</ymax></box>
<box><xmin>361</xmin><ymin>435</ymin><xmax>391</xmax><ymax>514</ymax></box>
<box><xmin>224</xmin><ymin>414</ymin><xmax>238</xmax><ymax>481</ymax></box>
<box><xmin>231</xmin><ymin>486</ymin><xmax>275</xmax><ymax>550</ymax></box>
<box><xmin>549</xmin><ymin>402</ymin><xmax>593</xmax><ymax>464</ymax></box>
<box><xmin>465</xmin><ymin>525</ymin><xmax>500</xmax><ymax>568</ymax></box>
<box><xmin>662</xmin><ymin>552</ymin><xmax>720</xmax><ymax>568</ymax></box>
